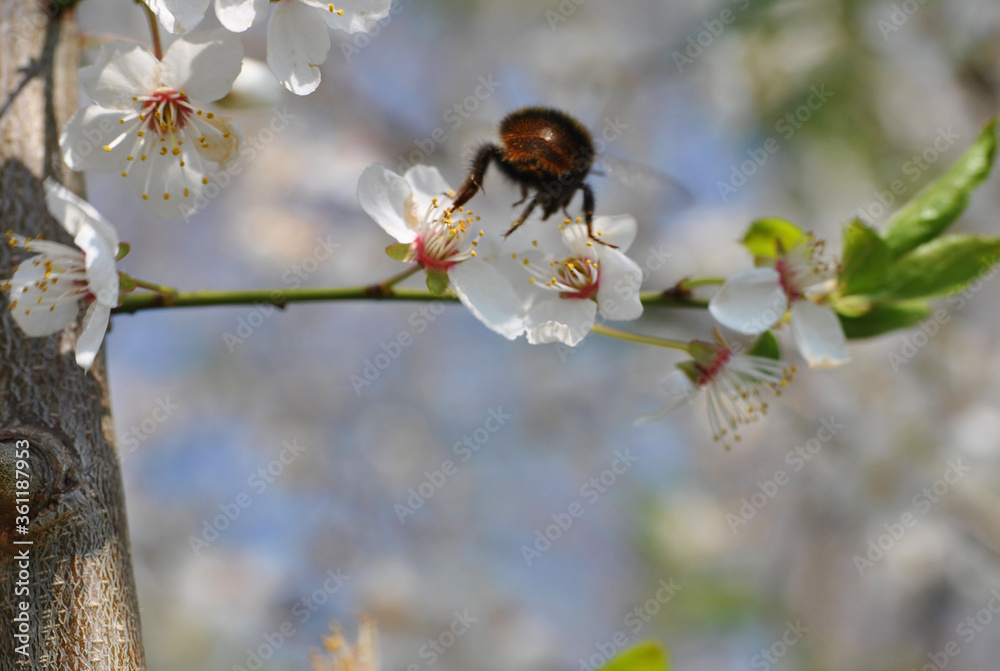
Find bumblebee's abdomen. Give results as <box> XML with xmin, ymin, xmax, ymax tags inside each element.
<box><xmin>499</xmin><ymin>107</ymin><xmax>594</xmax><ymax>179</ymax></box>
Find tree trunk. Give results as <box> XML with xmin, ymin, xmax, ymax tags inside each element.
<box><xmin>0</xmin><ymin>2</ymin><xmax>146</xmax><ymax>669</ymax></box>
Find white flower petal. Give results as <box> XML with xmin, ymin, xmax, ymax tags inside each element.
<box><xmin>300</xmin><ymin>0</ymin><xmax>391</xmax><ymax>33</ymax></box>
<box><xmin>43</xmin><ymin>180</ymin><xmax>120</xmax><ymax>253</ymax></box>
<box><xmin>126</xmin><ymin>153</ymin><xmax>204</xmax><ymax>220</ymax></box>
<box><xmin>450</xmin><ymin>260</ymin><xmax>526</xmax><ymax>340</ymax></box>
<box><xmin>404</xmin><ymin>165</ymin><xmax>453</xmax><ymax>212</ymax></box>
<box><xmin>357</xmin><ymin>164</ymin><xmax>417</xmax><ymax>243</ymax></box>
<box><xmin>81</xmin><ymin>42</ymin><xmax>158</xmax><ymax>108</ymax></box>
<box><xmin>592</xmin><ymin>214</ymin><xmax>637</xmax><ymax>251</ymax></box>
<box><xmin>59</xmin><ymin>106</ymin><xmax>136</xmax><ymax>172</ymax></box>
<box><xmin>709</xmin><ymin>267</ymin><xmax>787</xmax><ymax>335</ymax></box>
<box><xmin>267</xmin><ymin>0</ymin><xmax>332</xmax><ymax>95</ymax></box>
<box><xmin>161</xmin><ymin>30</ymin><xmax>244</xmax><ymax>101</ymax></box>
<box><xmin>146</xmin><ymin>0</ymin><xmax>212</xmax><ymax>34</ymax></box>
<box><xmin>525</xmin><ymin>297</ymin><xmax>597</xmax><ymax>346</ymax></box>
<box><xmin>7</xmin><ymin>257</ymin><xmax>81</xmax><ymax>336</ymax></box>
<box><xmin>633</xmin><ymin>371</ymin><xmax>699</xmax><ymax>425</ymax></box>
<box><xmin>790</xmin><ymin>301</ymin><xmax>850</xmax><ymax>369</ymax></box>
<box><xmin>75</xmin><ymin>302</ymin><xmax>112</xmax><ymax>370</ymax></box>
<box><xmin>596</xmin><ymin>246</ymin><xmax>643</xmax><ymax>321</ymax></box>
<box><xmin>560</xmin><ymin>223</ymin><xmax>594</xmax><ymax>258</ymax></box>
<box><xmin>215</xmin><ymin>0</ymin><xmax>268</xmax><ymax>31</ymax></box>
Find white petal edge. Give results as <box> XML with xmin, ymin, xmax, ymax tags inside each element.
<box><xmin>266</xmin><ymin>0</ymin><xmax>331</xmax><ymax>96</ymax></box>
<box><xmin>215</xmin><ymin>0</ymin><xmax>268</xmax><ymax>32</ymax></box>
<box><xmin>525</xmin><ymin>297</ymin><xmax>597</xmax><ymax>347</ymax></box>
<box><xmin>357</xmin><ymin>164</ymin><xmax>417</xmax><ymax>243</ymax></box>
<box><xmin>709</xmin><ymin>267</ymin><xmax>787</xmax><ymax>335</ymax></box>
<box><xmin>75</xmin><ymin>302</ymin><xmax>112</xmax><ymax>370</ymax></box>
<box><xmin>59</xmin><ymin>107</ymin><xmax>135</xmax><ymax>172</ymax></box>
<box><xmin>301</xmin><ymin>0</ymin><xmax>392</xmax><ymax>33</ymax></box>
<box><xmin>145</xmin><ymin>0</ymin><xmax>212</xmax><ymax>34</ymax></box>
<box><xmin>633</xmin><ymin>370</ymin><xmax>699</xmax><ymax>425</ymax></box>
<box><xmin>593</xmin><ymin>214</ymin><xmax>637</xmax><ymax>251</ymax></box>
<box><xmin>81</xmin><ymin>42</ymin><xmax>159</xmax><ymax>108</ymax></box>
<box><xmin>790</xmin><ymin>301</ymin><xmax>850</xmax><ymax>369</ymax></box>
<box><xmin>160</xmin><ymin>29</ymin><xmax>245</xmax><ymax>101</ymax></box>
<box><xmin>450</xmin><ymin>260</ymin><xmax>526</xmax><ymax>340</ymax></box>
<box><xmin>43</xmin><ymin>180</ymin><xmax>120</xmax><ymax>252</ymax></box>
<box><xmin>404</xmin><ymin>165</ymin><xmax>453</xmax><ymax>212</ymax></box>
<box><xmin>596</xmin><ymin>246</ymin><xmax>643</xmax><ymax>321</ymax></box>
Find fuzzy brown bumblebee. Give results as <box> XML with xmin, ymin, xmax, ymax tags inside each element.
<box><xmin>449</xmin><ymin>106</ymin><xmax>611</xmax><ymax>246</ymax></box>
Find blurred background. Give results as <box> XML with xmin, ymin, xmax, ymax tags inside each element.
<box><xmin>76</xmin><ymin>0</ymin><xmax>1000</xmax><ymax>669</ymax></box>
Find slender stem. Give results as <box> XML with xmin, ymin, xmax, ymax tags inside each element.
<box><xmin>678</xmin><ymin>276</ymin><xmax>725</xmax><ymax>291</ymax></box>
<box><xmin>113</xmin><ymin>285</ymin><xmax>707</xmax><ymax>315</ymax></box>
<box><xmin>591</xmin><ymin>324</ymin><xmax>691</xmax><ymax>352</ymax></box>
<box><xmin>376</xmin><ymin>265</ymin><xmax>422</xmax><ymax>294</ymax></box>
<box><xmin>131</xmin><ymin>277</ymin><xmax>178</xmax><ymax>295</ymax></box>
<box><xmin>144</xmin><ymin>4</ymin><xmax>162</xmax><ymax>60</ymax></box>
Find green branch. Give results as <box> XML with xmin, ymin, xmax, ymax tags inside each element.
<box><xmin>113</xmin><ymin>282</ymin><xmax>709</xmax><ymax>315</ymax></box>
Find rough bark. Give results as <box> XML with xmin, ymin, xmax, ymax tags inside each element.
<box><xmin>0</xmin><ymin>2</ymin><xmax>146</xmax><ymax>669</ymax></box>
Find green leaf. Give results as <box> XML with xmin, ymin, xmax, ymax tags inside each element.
<box><xmin>115</xmin><ymin>242</ymin><xmax>131</xmax><ymax>261</ymax></box>
<box><xmin>385</xmin><ymin>243</ymin><xmax>412</xmax><ymax>262</ymax></box>
<box><xmin>747</xmin><ymin>331</ymin><xmax>780</xmax><ymax>360</ymax></box>
<box><xmin>838</xmin><ymin>300</ymin><xmax>932</xmax><ymax>339</ymax></box>
<box><xmin>118</xmin><ymin>273</ymin><xmax>136</xmax><ymax>293</ymax></box>
<box><xmin>879</xmin><ymin>234</ymin><xmax>1000</xmax><ymax>299</ymax></box>
<box><xmin>883</xmin><ymin>118</ymin><xmax>997</xmax><ymax>259</ymax></box>
<box><xmin>425</xmin><ymin>268</ymin><xmax>450</xmax><ymax>296</ymax></box>
<box><xmin>597</xmin><ymin>642</ymin><xmax>669</xmax><ymax>671</ymax></box>
<box><xmin>741</xmin><ymin>218</ymin><xmax>806</xmax><ymax>259</ymax></box>
<box><xmin>839</xmin><ymin>219</ymin><xmax>890</xmax><ymax>296</ymax></box>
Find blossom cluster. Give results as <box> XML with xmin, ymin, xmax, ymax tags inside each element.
<box><xmin>12</xmin><ymin>0</ymin><xmax>992</xmax><ymax>444</ymax></box>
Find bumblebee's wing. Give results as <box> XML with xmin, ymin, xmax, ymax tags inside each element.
<box><xmin>595</xmin><ymin>154</ymin><xmax>693</xmax><ymax>217</ymax></box>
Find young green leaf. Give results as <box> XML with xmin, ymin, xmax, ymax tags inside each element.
<box><xmin>879</xmin><ymin>234</ymin><xmax>1000</xmax><ymax>299</ymax></box>
<box><xmin>883</xmin><ymin>118</ymin><xmax>997</xmax><ymax>259</ymax></box>
<box><xmin>425</xmin><ymin>268</ymin><xmax>450</xmax><ymax>296</ymax></box>
<box><xmin>118</xmin><ymin>273</ymin><xmax>137</xmax><ymax>293</ymax></box>
<box><xmin>838</xmin><ymin>301</ymin><xmax>931</xmax><ymax>339</ymax></box>
<box><xmin>385</xmin><ymin>243</ymin><xmax>412</xmax><ymax>262</ymax></box>
<box><xmin>115</xmin><ymin>242</ymin><xmax>131</xmax><ymax>261</ymax></box>
<box><xmin>839</xmin><ymin>219</ymin><xmax>889</xmax><ymax>296</ymax></box>
<box><xmin>741</xmin><ymin>218</ymin><xmax>805</xmax><ymax>259</ymax></box>
<box><xmin>598</xmin><ymin>641</ymin><xmax>670</xmax><ymax>671</ymax></box>
<box><xmin>747</xmin><ymin>331</ymin><xmax>780</xmax><ymax>360</ymax></box>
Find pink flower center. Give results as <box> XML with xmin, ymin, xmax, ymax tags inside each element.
<box><xmin>140</xmin><ymin>89</ymin><xmax>194</xmax><ymax>138</ymax></box>
<box><xmin>774</xmin><ymin>258</ymin><xmax>802</xmax><ymax>302</ymax></box>
<box><xmin>695</xmin><ymin>347</ymin><xmax>732</xmax><ymax>386</ymax></box>
<box><xmin>554</xmin><ymin>256</ymin><xmax>600</xmax><ymax>300</ymax></box>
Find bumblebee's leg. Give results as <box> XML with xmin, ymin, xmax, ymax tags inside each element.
<box><xmin>502</xmin><ymin>193</ymin><xmax>543</xmax><ymax>239</ymax></box>
<box><xmin>450</xmin><ymin>143</ymin><xmax>501</xmax><ymax>211</ymax></box>
<box><xmin>581</xmin><ymin>183</ymin><xmax>616</xmax><ymax>248</ymax></box>
<box><xmin>512</xmin><ymin>184</ymin><xmax>530</xmax><ymax>207</ymax></box>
